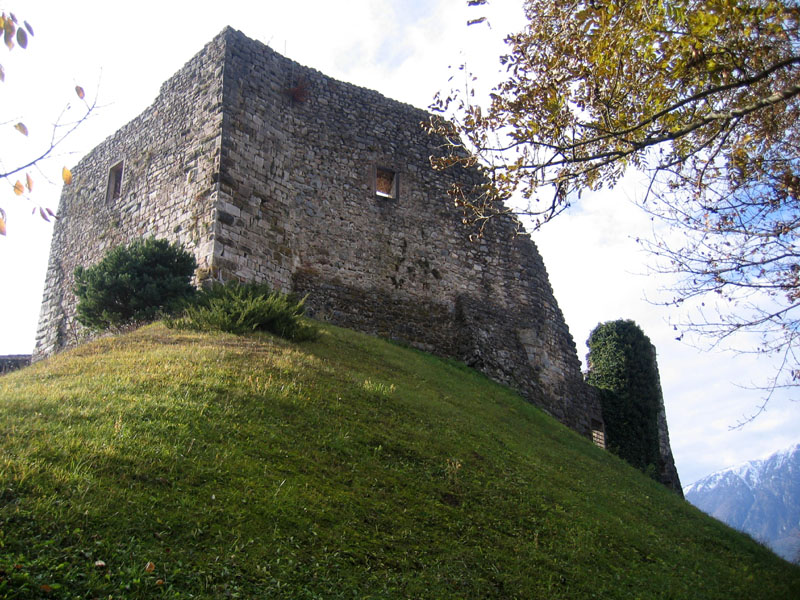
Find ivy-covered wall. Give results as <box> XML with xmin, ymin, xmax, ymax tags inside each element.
<box><xmin>586</xmin><ymin>320</ymin><xmax>682</xmax><ymax>495</ymax></box>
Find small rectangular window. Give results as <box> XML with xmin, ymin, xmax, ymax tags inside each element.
<box><xmin>591</xmin><ymin>419</ymin><xmax>606</xmax><ymax>449</ymax></box>
<box><xmin>106</xmin><ymin>161</ymin><xmax>124</xmax><ymax>204</ymax></box>
<box><xmin>375</xmin><ymin>166</ymin><xmax>398</xmax><ymax>199</ymax></box>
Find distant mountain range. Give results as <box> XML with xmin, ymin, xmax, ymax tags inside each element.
<box><xmin>684</xmin><ymin>443</ymin><xmax>800</xmax><ymax>563</ymax></box>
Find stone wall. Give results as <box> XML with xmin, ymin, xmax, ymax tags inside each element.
<box><xmin>213</xmin><ymin>29</ymin><xmax>601</xmax><ymax>436</ymax></box>
<box><xmin>0</xmin><ymin>355</ymin><xmax>31</xmax><ymax>375</ymax></box>
<box><xmin>34</xmin><ymin>35</ymin><xmax>226</xmax><ymax>358</ymax></box>
<box><xmin>650</xmin><ymin>343</ymin><xmax>683</xmax><ymax>495</ymax></box>
<box><xmin>35</xmin><ymin>28</ymin><xmax>605</xmax><ymax>441</ymax></box>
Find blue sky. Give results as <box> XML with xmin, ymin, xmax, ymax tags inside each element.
<box><xmin>1</xmin><ymin>0</ymin><xmax>797</xmax><ymax>486</ymax></box>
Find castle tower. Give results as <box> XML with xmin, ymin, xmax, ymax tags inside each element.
<box><xmin>35</xmin><ymin>27</ymin><xmax>606</xmax><ymax>441</ymax></box>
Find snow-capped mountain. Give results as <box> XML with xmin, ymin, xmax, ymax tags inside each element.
<box><xmin>684</xmin><ymin>443</ymin><xmax>800</xmax><ymax>562</ymax></box>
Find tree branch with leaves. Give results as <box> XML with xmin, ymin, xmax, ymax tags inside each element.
<box><xmin>431</xmin><ymin>0</ymin><xmax>800</xmax><ymax>408</ymax></box>
<box><xmin>0</xmin><ymin>10</ymin><xmax>92</xmax><ymax>235</ymax></box>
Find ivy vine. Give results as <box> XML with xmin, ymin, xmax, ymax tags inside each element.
<box><xmin>586</xmin><ymin>320</ymin><xmax>663</xmax><ymax>479</ymax></box>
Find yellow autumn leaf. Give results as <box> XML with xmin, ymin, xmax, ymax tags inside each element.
<box><xmin>75</xmin><ymin>85</ymin><xmax>85</xmax><ymax>100</ymax></box>
<box><xmin>62</xmin><ymin>166</ymin><xmax>73</xmax><ymax>185</ymax></box>
<box><xmin>0</xmin><ymin>212</ymin><xmax>6</xmax><ymax>236</ymax></box>
<box><xmin>26</xmin><ymin>172</ymin><xmax>33</xmax><ymax>192</ymax></box>
<box><xmin>3</xmin><ymin>22</ymin><xmax>13</xmax><ymax>51</ymax></box>
<box><xmin>14</xmin><ymin>122</ymin><xmax>28</xmax><ymax>136</ymax></box>
<box><xmin>13</xmin><ymin>180</ymin><xmax>24</xmax><ymax>195</ymax></box>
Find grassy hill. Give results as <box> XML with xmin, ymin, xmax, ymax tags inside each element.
<box><xmin>1</xmin><ymin>322</ymin><xmax>798</xmax><ymax>598</ymax></box>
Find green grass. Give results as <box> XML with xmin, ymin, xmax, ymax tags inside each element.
<box><xmin>1</xmin><ymin>322</ymin><xmax>798</xmax><ymax>598</ymax></box>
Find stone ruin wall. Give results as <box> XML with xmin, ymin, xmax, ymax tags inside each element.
<box><xmin>35</xmin><ymin>28</ymin><xmax>604</xmax><ymax>440</ymax></box>
<box><xmin>34</xmin><ymin>36</ymin><xmax>226</xmax><ymax>357</ymax></box>
<box><xmin>0</xmin><ymin>355</ymin><xmax>31</xmax><ymax>375</ymax></box>
<box><xmin>214</xmin><ymin>30</ymin><xmax>601</xmax><ymax>436</ymax></box>
<box><xmin>648</xmin><ymin>342</ymin><xmax>683</xmax><ymax>494</ymax></box>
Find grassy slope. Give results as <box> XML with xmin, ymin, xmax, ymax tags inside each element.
<box><xmin>0</xmin><ymin>323</ymin><xmax>798</xmax><ymax>599</ymax></box>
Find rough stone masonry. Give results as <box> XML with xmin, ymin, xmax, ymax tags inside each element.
<box><xmin>34</xmin><ymin>27</ymin><xmax>680</xmax><ymax>485</ymax></box>
<box><xmin>0</xmin><ymin>355</ymin><xmax>31</xmax><ymax>375</ymax></box>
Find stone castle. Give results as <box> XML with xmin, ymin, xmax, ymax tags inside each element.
<box><xmin>33</xmin><ymin>27</ymin><xmax>680</xmax><ymax>489</ymax></box>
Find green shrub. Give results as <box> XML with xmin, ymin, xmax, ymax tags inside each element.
<box><xmin>166</xmin><ymin>280</ymin><xmax>318</xmax><ymax>341</ymax></box>
<box><xmin>74</xmin><ymin>238</ymin><xmax>196</xmax><ymax>331</ymax></box>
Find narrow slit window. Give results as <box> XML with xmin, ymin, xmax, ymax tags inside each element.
<box><xmin>375</xmin><ymin>167</ymin><xmax>397</xmax><ymax>199</ymax></box>
<box><xmin>106</xmin><ymin>161</ymin><xmax>124</xmax><ymax>204</ymax></box>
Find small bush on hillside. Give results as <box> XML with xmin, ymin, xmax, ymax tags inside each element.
<box><xmin>74</xmin><ymin>238</ymin><xmax>196</xmax><ymax>331</ymax></box>
<box><xmin>166</xmin><ymin>281</ymin><xmax>318</xmax><ymax>341</ymax></box>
